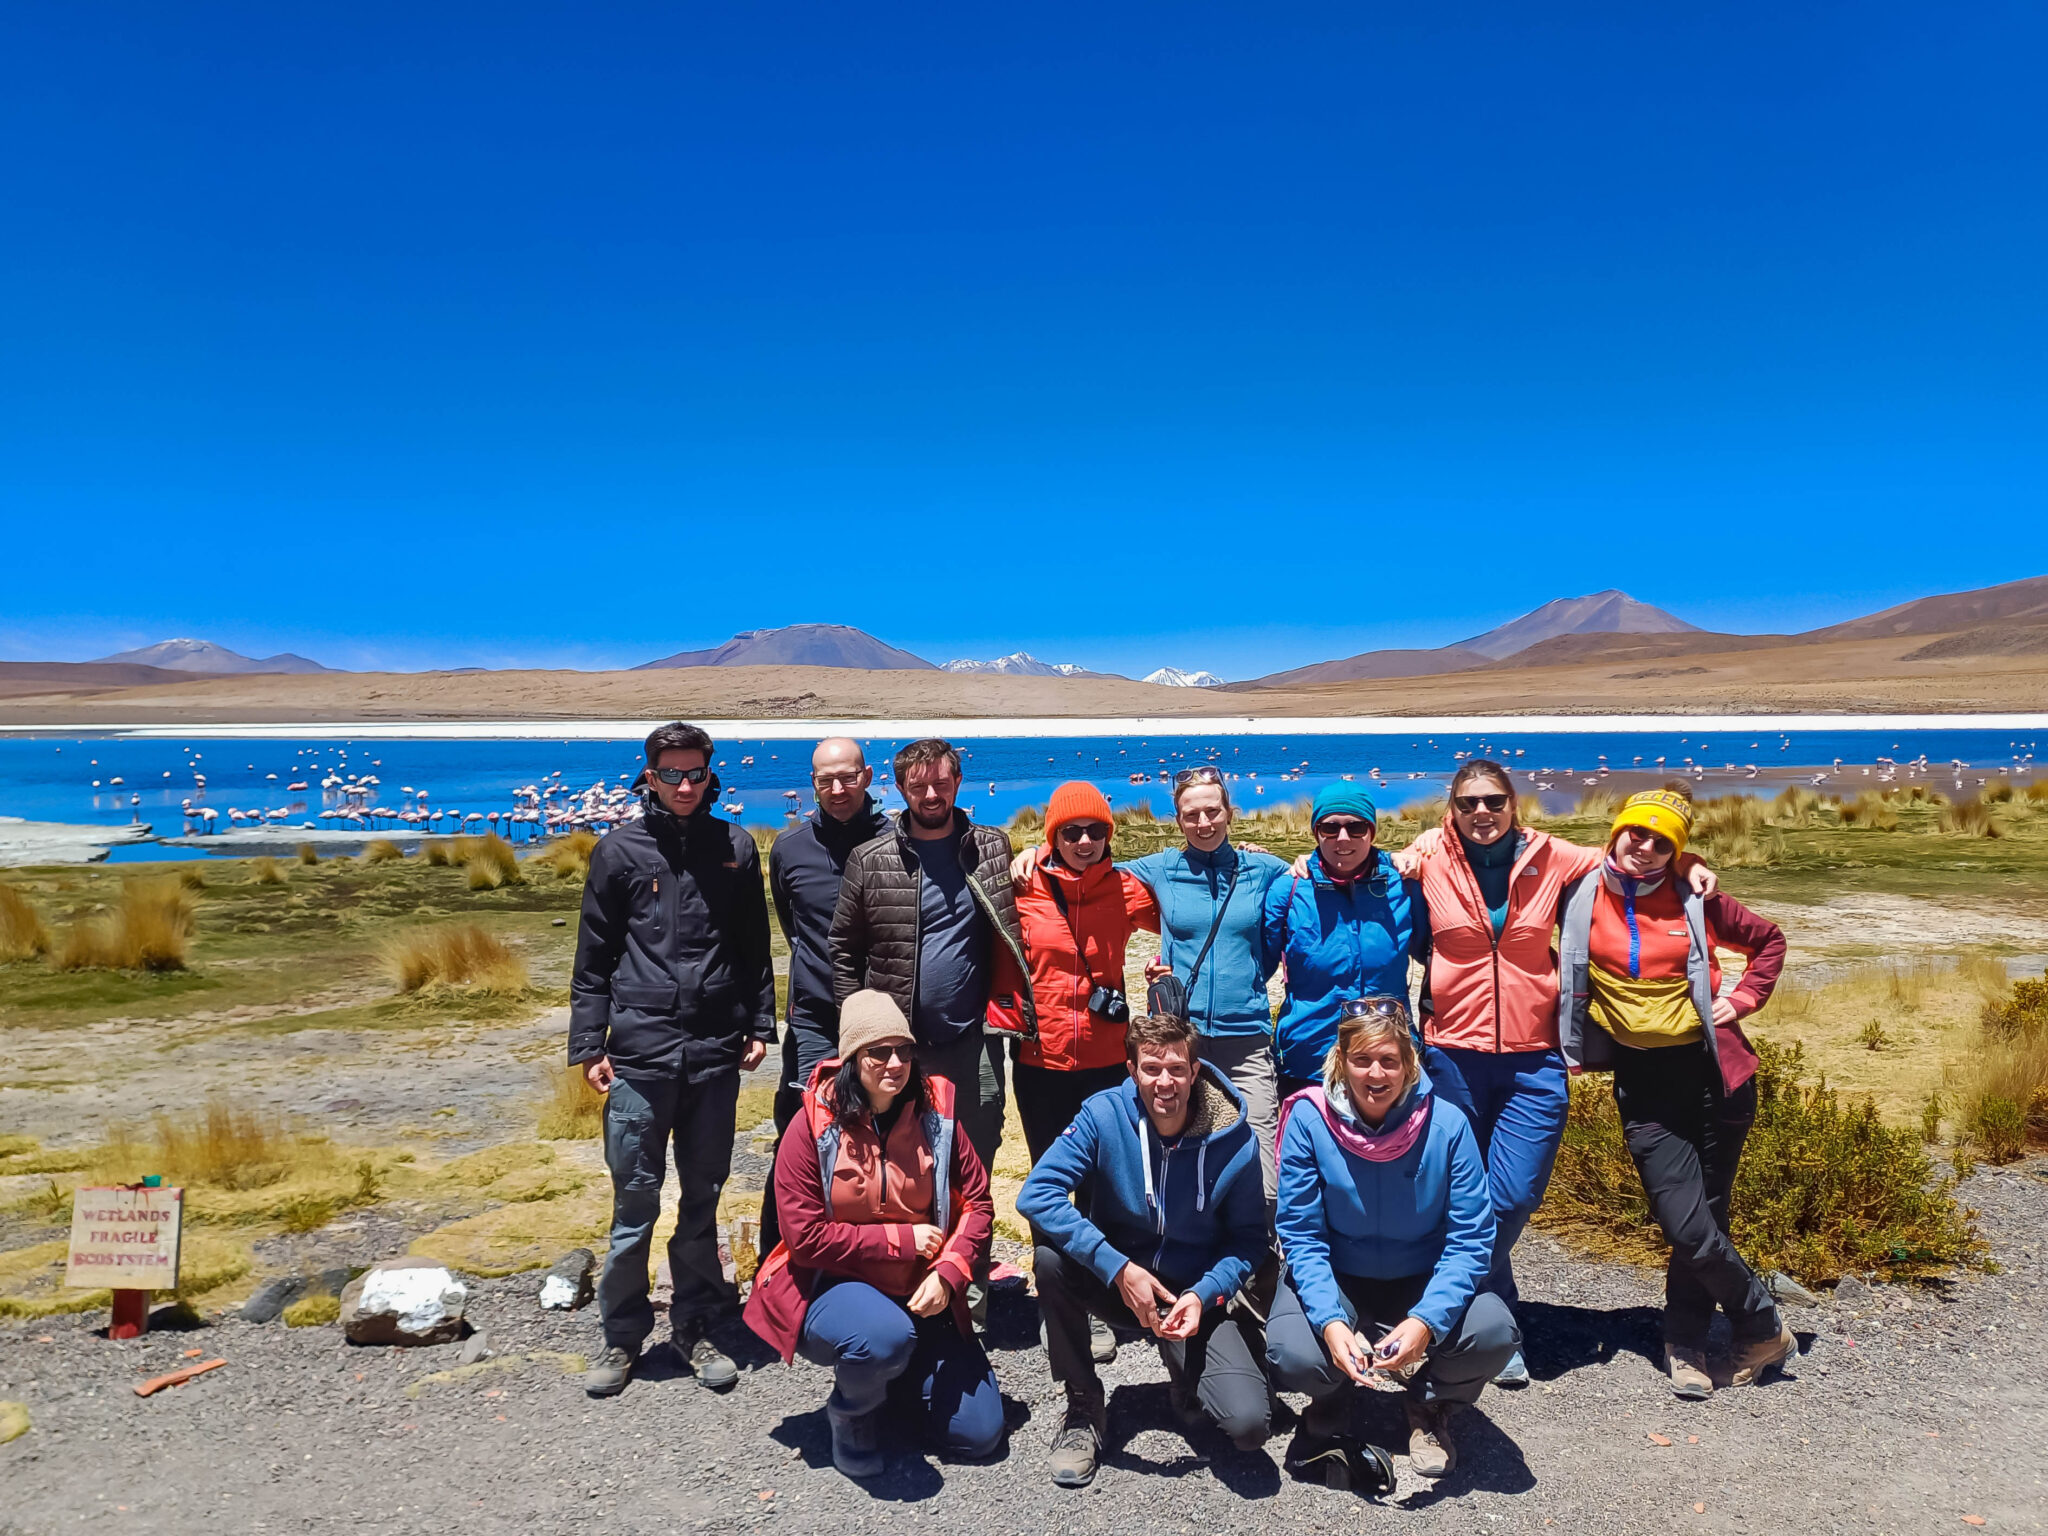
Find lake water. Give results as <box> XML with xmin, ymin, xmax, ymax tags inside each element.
<box><xmin>1</xmin><ymin>724</ymin><xmax>2040</xmax><ymax>862</ymax></box>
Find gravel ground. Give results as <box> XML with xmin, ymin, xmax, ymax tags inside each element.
<box><xmin>4</xmin><ymin>1158</ymin><xmax>2044</xmax><ymax>1536</ymax></box>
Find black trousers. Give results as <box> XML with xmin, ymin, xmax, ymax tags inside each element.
<box><xmin>1033</xmin><ymin>1245</ymin><xmax>1271</xmax><ymax>1450</ymax></box>
<box><xmin>1265</xmin><ymin>1268</ymin><xmax>1518</xmax><ymax>1419</ymax></box>
<box><xmin>758</xmin><ymin>1019</ymin><xmax>837</xmax><ymax>1255</ymax></box>
<box><xmin>1013</xmin><ymin>1058</ymin><xmax>1131</xmax><ymax>1166</ymax></box>
<box><xmin>1611</xmin><ymin>1044</ymin><xmax>1776</xmax><ymax>1345</ymax></box>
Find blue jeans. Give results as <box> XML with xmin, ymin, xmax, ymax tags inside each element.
<box><xmin>597</xmin><ymin>1071</ymin><xmax>740</xmax><ymax>1350</ymax></box>
<box><xmin>1421</xmin><ymin>1046</ymin><xmax>1569</xmax><ymax>1307</ymax></box>
<box><xmin>797</xmin><ymin>1280</ymin><xmax>1005</xmax><ymax>1457</ymax></box>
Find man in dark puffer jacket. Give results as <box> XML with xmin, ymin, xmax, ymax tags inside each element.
<box><xmin>830</xmin><ymin>737</ymin><xmax>1034</xmax><ymax>1178</ymax></box>
<box><xmin>570</xmin><ymin>720</ymin><xmax>775</xmax><ymax>1398</ymax></box>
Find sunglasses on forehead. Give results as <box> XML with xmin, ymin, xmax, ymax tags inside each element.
<box><xmin>652</xmin><ymin>765</ymin><xmax>709</xmax><ymax>786</ymax></box>
<box><xmin>1172</xmin><ymin>766</ymin><xmax>1223</xmax><ymax>787</ymax></box>
<box><xmin>1340</xmin><ymin>995</ymin><xmax>1411</xmax><ymax>1026</ymax></box>
<box><xmin>1453</xmin><ymin>793</ymin><xmax>1511</xmax><ymax>813</ymax></box>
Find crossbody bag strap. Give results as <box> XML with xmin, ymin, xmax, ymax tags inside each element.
<box><xmin>1183</xmin><ymin>859</ymin><xmax>1239</xmax><ymax>992</ymax></box>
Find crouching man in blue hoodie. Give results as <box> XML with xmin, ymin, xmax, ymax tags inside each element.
<box><xmin>1267</xmin><ymin>997</ymin><xmax>1518</xmax><ymax>1490</ymax></box>
<box><xmin>1018</xmin><ymin>1011</ymin><xmax>1271</xmax><ymax>1489</ymax></box>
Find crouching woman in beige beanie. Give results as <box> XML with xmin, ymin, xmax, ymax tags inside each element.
<box><xmin>745</xmin><ymin>990</ymin><xmax>1004</xmax><ymax>1478</ymax></box>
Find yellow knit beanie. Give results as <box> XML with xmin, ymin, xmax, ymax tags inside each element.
<box><xmin>1608</xmin><ymin>789</ymin><xmax>1695</xmax><ymax>857</ymax></box>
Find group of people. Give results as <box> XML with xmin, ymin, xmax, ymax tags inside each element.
<box><xmin>567</xmin><ymin>723</ymin><xmax>1799</xmax><ymax>1492</ymax></box>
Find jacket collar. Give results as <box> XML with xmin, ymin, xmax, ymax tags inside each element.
<box><xmin>813</xmin><ymin>794</ymin><xmax>886</xmax><ymax>850</ymax></box>
<box><xmin>1112</xmin><ymin>1059</ymin><xmax>1248</xmax><ymax>1145</ymax></box>
<box><xmin>892</xmin><ymin>806</ymin><xmax>973</xmax><ymax>853</ymax></box>
<box><xmin>1183</xmin><ymin>840</ymin><xmax>1238</xmax><ymax>873</ymax></box>
<box><xmin>641</xmin><ymin>792</ymin><xmax>718</xmax><ymax>843</ymax></box>
<box><xmin>1310</xmin><ymin>847</ymin><xmax>1390</xmax><ymax>890</ymax></box>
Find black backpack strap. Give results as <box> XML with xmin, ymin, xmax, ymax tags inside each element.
<box><xmin>1183</xmin><ymin>859</ymin><xmax>1240</xmax><ymax>993</ymax></box>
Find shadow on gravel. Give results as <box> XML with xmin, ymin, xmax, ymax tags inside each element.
<box><xmin>1098</xmin><ymin>1383</ymin><xmax>1282</xmax><ymax>1498</ymax></box>
<box><xmin>1390</xmin><ymin>1411</ymin><xmax>1536</xmax><ymax>1507</ymax></box>
<box><xmin>980</xmin><ymin>1280</ymin><xmax>1045</xmax><ymax>1353</ymax></box>
<box><xmin>1515</xmin><ymin>1301</ymin><xmax>1663</xmax><ymax>1380</ymax></box>
<box><xmin>766</xmin><ymin>1396</ymin><xmax>1031</xmax><ymax>1501</ymax></box>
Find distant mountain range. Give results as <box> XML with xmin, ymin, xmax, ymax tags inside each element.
<box><xmin>1236</xmin><ymin>577</ymin><xmax>2048</xmax><ymax>688</ymax></box>
<box><xmin>91</xmin><ymin>638</ymin><xmax>331</xmax><ymax>675</ymax></box>
<box><xmin>636</xmin><ymin>624</ymin><xmax>936</xmax><ymax>671</ymax></box>
<box><xmin>1144</xmin><ymin>667</ymin><xmax>1225</xmax><ymax>688</ymax></box>
<box><xmin>942</xmin><ymin>652</ymin><xmax>1108</xmax><ymax>679</ymax></box>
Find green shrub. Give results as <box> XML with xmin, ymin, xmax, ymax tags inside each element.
<box><xmin>1971</xmin><ymin>1097</ymin><xmax>2026</xmax><ymax>1164</ymax></box>
<box><xmin>1540</xmin><ymin>1040</ymin><xmax>1982</xmax><ymax>1283</ymax></box>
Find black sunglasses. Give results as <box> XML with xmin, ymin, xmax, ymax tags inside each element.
<box><xmin>1314</xmin><ymin>817</ymin><xmax>1374</xmax><ymax>839</ymax></box>
<box><xmin>1057</xmin><ymin>821</ymin><xmax>1110</xmax><ymax>842</ymax></box>
<box><xmin>1453</xmin><ymin>793</ymin><xmax>1510</xmax><ymax>813</ymax></box>
<box><xmin>859</xmin><ymin>1044</ymin><xmax>914</xmax><ymax>1065</ymax></box>
<box><xmin>653</xmin><ymin>766</ymin><xmax>709</xmax><ymax>786</ymax></box>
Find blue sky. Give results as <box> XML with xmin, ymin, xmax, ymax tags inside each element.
<box><xmin>3</xmin><ymin>3</ymin><xmax>2045</xmax><ymax>680</ymax></box>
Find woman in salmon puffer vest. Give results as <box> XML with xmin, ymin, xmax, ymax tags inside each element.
<box><xmin>745</xmin><ymin>990</ymin><xmax>1002</xmax><ymax>1480</ymax></box>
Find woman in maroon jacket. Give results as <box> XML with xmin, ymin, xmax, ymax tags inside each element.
<box><xmin>745</xmin><ymin>990</ymin><xmax>1003</xmax><ymax>1479</ymax></box>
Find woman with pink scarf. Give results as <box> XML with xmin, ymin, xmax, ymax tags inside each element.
<box><xmin>1264</xmin><ymin>997</ymin><xmax>1516</xmax><ymax>1491</ymax></box>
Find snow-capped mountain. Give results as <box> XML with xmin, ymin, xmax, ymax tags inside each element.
<box><xmin>1144</xmin><ymin>667</ymin><xmax>1225</xmax><ymax>688</ymax></box>
<box><xmin>941</xmin><ymin>652</ymin><xmax>1112</xmax><ymax>678</ymax></box>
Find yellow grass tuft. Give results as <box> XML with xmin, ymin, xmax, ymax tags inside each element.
<box><xmin>422</xmin><ymin>839</ymin><xmax>454</xmax><ymax>866</ymax></box>
<box><xmin>296</xmin><ymin>843</ymin><xmax>320</xmax><ymax>866</ymax></box>
<box><xmin>0</xmin><ymin>885</ymin><xmax>52</xmax><ymax>962</ymax></box>
<box><xmin>363</xmin><ymin>838</ymin><xmax>404</xmax><ymax>864</ymax></box>
<box><xmin>1574</xmin><ymin>788</ymin><xmax>1621</xmax><ymax>819</ymax></box>
<box><xmin>1939</xmin><ymin>797</ymin><xmax>2003</xmax><ymax>839</ymax></box>
<box><xmin>525</xmin><ymin>830</ymin><xmax>597</xmax><ymax>883</ymax></box>
<box><xmin>52</xmin><ymin>878</ymin><xmax>195</xmax><ymax>972</ymax></box>
<box><xmin>1839</xmin><ymin>792</ymin><xmax>1900</xmax><ymax>831</ymax></box>
<box><xmin>177</xmin><ymin>865</ymin><xmax>208</xmax><ymax>890</ymax></box>
<box><xmin>537</xmin><ymin>1060</ymin><xmax>606</xmax><ymax>1140</ymax></box>
<box><xmin>1959</xmin><ymin>970</ymin><xmax>2048</xmax><ymax>1162</ymax></box>
<box><xmin>283</xmin><ymin>1291</ymin><xmax>340</xmax><ymax>1327</ymax></box>
<box><xmin>251</xmin><ymin>856</ymin><xmax>288</xmax><ymax>885</ymax></box>
<box><xmin>453</xmin><ymin>833</ymin><xmax>522</xmax><ymax>890</ymax></box>
<box><xmin>384</xmin><ymin>923</ymin><xmax>530</xmax><ymax>994</ymax></box>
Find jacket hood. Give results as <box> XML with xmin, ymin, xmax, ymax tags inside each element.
<box><xmin>1037</xmin><ymin>851</ymin><xmax>1124</xmax><ymax>893</ymax></box>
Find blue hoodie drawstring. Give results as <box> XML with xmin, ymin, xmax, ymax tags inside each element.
<box><xmin>1195</xmin><ymin>1140</ymin><xmax>1207</xmax><ymax>1213</ymax></box>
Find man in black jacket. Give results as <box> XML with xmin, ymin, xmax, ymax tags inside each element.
<box><xmin>829</xmin><ymin>736</ymin><xmax>1034</xmax><ymax>1176</ymax></box>
<box><xmin>570</xmin><ymin>721</ymin><xmax>775</xmax><ymax>1398</ymax></box>
<box><xmin>756</xmin><ymin>736</ymin><xmax>888</xmax><ymax>1251</ymax></box>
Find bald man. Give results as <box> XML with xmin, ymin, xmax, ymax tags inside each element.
<box><xmin>759</xmin><ymin>737</ymin><xmax>889</xmax><ymax>1249</ymax></box>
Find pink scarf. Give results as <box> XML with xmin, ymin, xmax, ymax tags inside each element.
<box><xmin>1278</xmin><ymin>1084</ymin><xmax>1431</xmax><ymax>1164</ymax></box>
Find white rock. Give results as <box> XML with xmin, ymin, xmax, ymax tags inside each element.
<box><xmin>339</xmin><ymin>1258</ymin><xmax>468</xmax><ymax>1345</ymax></box>
<box><xmin>539</xmin><ymin>1274</ymin><xmax>580</xmax><ymax>1310</ymax></box>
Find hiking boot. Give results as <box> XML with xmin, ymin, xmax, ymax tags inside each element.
<box><xmin>1089</xmin><ymin>1316</ymin><xmax>1119</xmax><ymax>1365</ymax></box>
<box><xmin>1406</xmin><ymin>1400</ymin><xmax>1457</xmax><ymax>1479</ymax></box>
<box><xmin>1492</xmin><ymin>1346</ymin><xmax>1530</xmax><ymax>1388</ymax></box>
<box><xmin>1665</xmin><ymin>1341</ymin><xmax>1714</xmax><ymax>1400</ymax></box>
<box><xmin>1048</xmin><ymin>1388</ymin><xmax>1107</xmax><ymax>1488</ymax></box>
<box><xmin>1729</xmin><ymin>1319</ymin><xmax>1798</xmax><ymax>1387</ymax></box>
<box><xmin>584</xmin><ymin>1344</ymin><xmax>637</xmax><ymax>1397</ymax></box>
<box><xmin>826</xmin><ymin>1393</ymin><xmax>884</xmax><ymax>1479</ymax></box>
<box><xmin>677</xmin><ymin>1318</ymin><xmax>739</xmax><ymax>1392</ymax></box>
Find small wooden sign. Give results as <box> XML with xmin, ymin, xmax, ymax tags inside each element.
<box><xmin>66</xmin><ymin>1185</ymin><xmax>183</xmax><ymax>1289</ymax></box>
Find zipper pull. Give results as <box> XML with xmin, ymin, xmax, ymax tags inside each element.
<box><xmin>653</xmin><ymin>877</ymin><xmax>660</xmax><ymax>894</ymax></box>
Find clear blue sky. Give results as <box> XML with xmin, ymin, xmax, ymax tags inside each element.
<box><xmin>3</xmin><ymin>3</ymin><xmax>2045</xmax><ymax>679</ymax></box>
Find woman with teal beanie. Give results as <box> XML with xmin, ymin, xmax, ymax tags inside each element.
<box><xmin>1262</xmin><ymin>783</ymin><xmax>1430</xmax><ymax>1100</ymax></box>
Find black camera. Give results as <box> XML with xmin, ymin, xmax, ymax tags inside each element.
<box><xmin>1087</xmin><ymin>984</ymin><xmax>1131</xmax><ymax>1024</ymax></box>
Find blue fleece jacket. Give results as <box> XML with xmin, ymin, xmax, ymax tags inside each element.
<box><xmin>1261</xmin><ymin>849</ymin><xmax>1431</xmax><ymax>1081</ymax></box>
<box><xmin>1017</xmin><ymin>1062</ymin><xmax>1266</xmax><ymax>1307</ymax></box>
<box><xmin>1274</xmin><ymin>1066</ymin><xmax>1494</xmax><ymax>1343</ymax></box>
<box><xmin>1126</xmin><ymin>842</ymin><xmax>1288</xmax><ymax>1038</ymax></box>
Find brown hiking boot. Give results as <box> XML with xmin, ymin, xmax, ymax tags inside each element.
<box><xmin>1048</xmin><ymin>1387</ymin><xmax>1107</xmax><ymax>1488</ymax></box>
<box><xmin>1730</xmin><ymin>1319</ymin><xmax>1797</xmax><ymax>1387</ymax></box>
<box><xmin>1406</xmin><ymin>1400</ymin><xmax>1457</xmax><ymax>1478</ymax></box>
<box><xmin>1665</xmin><ymin>1342</ymin><xmax>1714</xmax><ymax>1400</ymax></box>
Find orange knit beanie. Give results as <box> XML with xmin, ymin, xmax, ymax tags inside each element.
<box><xmin>1045</xmin><ymin>781</ymin><xmax>1114</xmax><ymax>844</ymax></box>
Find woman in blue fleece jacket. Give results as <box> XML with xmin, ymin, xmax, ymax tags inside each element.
<box><xmin>1266</xmin><ymin>1000</ymin><xmax>1518</xmax><ymax>1487</ymax></box>
<box><xmin>1262</xmin><ymin>783</ymin><xmax>1430</xmax><ymax>1098</ymax></box>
